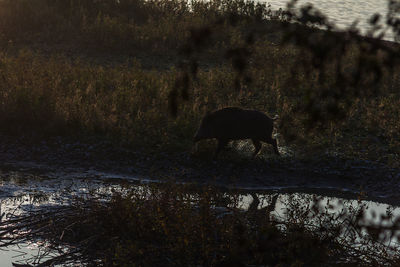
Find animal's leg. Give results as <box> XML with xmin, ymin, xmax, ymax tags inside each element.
<box><xmin>252</xmin><ymin>139</ymin><xmax>262</xmax><ymax>158</ymax></box>
<box><xmin>272</xmin><ymin>138</ymin><xmax>280</xmax><ymax>156</ymax></box>
<box><xmin>191</xmin><ymin>142</ymin><xmax>199</xmax><ymax>154</ymax></box>
<box><xmin>264</xmin><ymin>137</ymin><xmax>280</xmax><ymax>156</ymax></box>
<box><xmin>214</xmin><ymin>139</ymin><xmax>229</xmax><ymax>159</ymax></box>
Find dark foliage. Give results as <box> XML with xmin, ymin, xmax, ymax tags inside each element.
<box><xmin>1</xmin><ymin>185</ymin><xmax>400</xmax><ymax>266</ymax></box>
<box><xmin>171</xmin><ymin>0</ymin><xmax>400</xmax><ymax>133</ymax></box>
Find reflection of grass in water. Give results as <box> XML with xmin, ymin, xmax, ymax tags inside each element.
<box><xmin>0</xmin><ymin>183</ymin><xmax>399</xmax><ymax>266</ymax></box>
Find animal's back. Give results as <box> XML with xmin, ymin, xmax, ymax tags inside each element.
<box><xmin>210</xmin><ymin>107</ymin><xmax>272</xmax><ymax>139</ymax></box>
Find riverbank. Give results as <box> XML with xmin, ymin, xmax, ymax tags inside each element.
<box><xmin>0</xmin><ymin>135</ymin><xmax>399</xmax><ymax>206</ymax></box>
<box><xmin>0</xmin><ymin>0</ymin><xmax>400</xmax><ymax>265</ymax></box>
<box><xmin>0</xmin><ymin>0</ymin><xmax>399</xmax><ymax>204</ymax></box>
<box><xmin>1</xmin><ymin>158</ymin><xmax>400</xmax><ymax>266</ymax></box>
<box><xmin>1</xmin><ymin>0</ymin><xmax>400</xmax><ymax>266</ymax></box>
<box><xmin>0</xmin><ymin>0</ymin><xmax>399</xmax><ymax>158</ymax></box>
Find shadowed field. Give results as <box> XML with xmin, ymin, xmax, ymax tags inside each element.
<box><xmin>0</xmin><ymin>1</ymin><xmax>400</xmax><ymax>266</ymax></box>
<box><xmin>0</xmin><ymin>0</ymin><xmax>399</xmax><ymax>167</ymax></box>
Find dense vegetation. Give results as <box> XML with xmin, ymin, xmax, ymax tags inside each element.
<box><xmin>1</xmin><ymin>0</ymin><xmax>400</xmax><ymax>265</ymax></box>
<box><xmin>2</xmin><ymin>183</ymin><xmax>400</xmax><ymax>266</ymax></box>
<box><xmin>0</xmin><ymin>0</ymin><xmax>399</xmax><ymax>164</ymax></box>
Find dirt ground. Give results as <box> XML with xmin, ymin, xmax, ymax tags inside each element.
<box><xmin>0</xmin><ymin>135</ymin><xmax>399</xmax><ymax>206</ymax></box>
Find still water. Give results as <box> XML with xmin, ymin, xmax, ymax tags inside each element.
<box><xmin>267</xmin><ymin>0</ymin><xmax>393</xmax><ymax>40</ymax></box>
<box><xmin>0</xmin><ymin>177</ymin><xmax>399</xmax><ymax>266</ymax></box>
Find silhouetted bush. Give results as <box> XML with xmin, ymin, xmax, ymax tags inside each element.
<box><xmin>2</xmin><ymin>184</ymin><xmax>400</xmax><ymax>266</ymax></box>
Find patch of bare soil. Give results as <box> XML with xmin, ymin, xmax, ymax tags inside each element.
<box><xmin>0</xmin><ymin>135</ymin><xmax>399</xmax><ymax>205</ymax></box>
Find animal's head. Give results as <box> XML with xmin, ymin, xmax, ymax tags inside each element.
<box><xmin>193</xmin><ymin>114</ymin><xmax>214</xmax><ymax>142</ymax></box>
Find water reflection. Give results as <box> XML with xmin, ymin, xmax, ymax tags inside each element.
<box><xmin>240</xmin><ymin>192</ymin><xmax>400</xmax><ymax>249</ymax></box>
<box><xmin>0</xmin><ymin>243</ymin><xmax>39</xmax><ymax>267</ymax></box>
<box><xmin>0</xmin><ymin>179</ymin><xmax>399</xmax><ymax>266</ymax></box>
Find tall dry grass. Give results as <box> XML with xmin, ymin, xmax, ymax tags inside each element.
<box><xmin>0</xmin><ymin>0</ymin><xmax>398</xmax><ymax>165</ymax></box>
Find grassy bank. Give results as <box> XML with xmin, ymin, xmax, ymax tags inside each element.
<box><xmin>0</xmin><ymin>0</ymin><xmax>281</xmax><ymax>57</ymax></box>
<box><xmin>1</xmin><ymin>1</ymin><xmax>399</xmax><ymax>265</ymax></box>
<box><xmin>0</xmin><ymin>0</ymin><xmax>399</xmax><ymax>165</ymax></box>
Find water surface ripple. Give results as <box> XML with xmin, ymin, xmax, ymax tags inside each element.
<box><xmin>267</xmin><ymin>0</ymin><xmax>392</xmax><ymax>39</ymax></box>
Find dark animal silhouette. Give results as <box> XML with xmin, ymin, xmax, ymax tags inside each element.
<box><xmin>194</xmin><ymin>107</ymin><xmax>280</xmax><ymax>158</ymax></box>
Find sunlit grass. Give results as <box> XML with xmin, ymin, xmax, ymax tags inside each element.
<box><xmin>0</xmin><ymin>0</ymin><xmax>398</xmax><ymax>166</ymax></box>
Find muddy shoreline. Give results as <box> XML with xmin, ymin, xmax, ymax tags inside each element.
<box><xmin>0</xmin><ymin>136</ymin><xmax>399</xmax><ymax>206</ymax></box>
